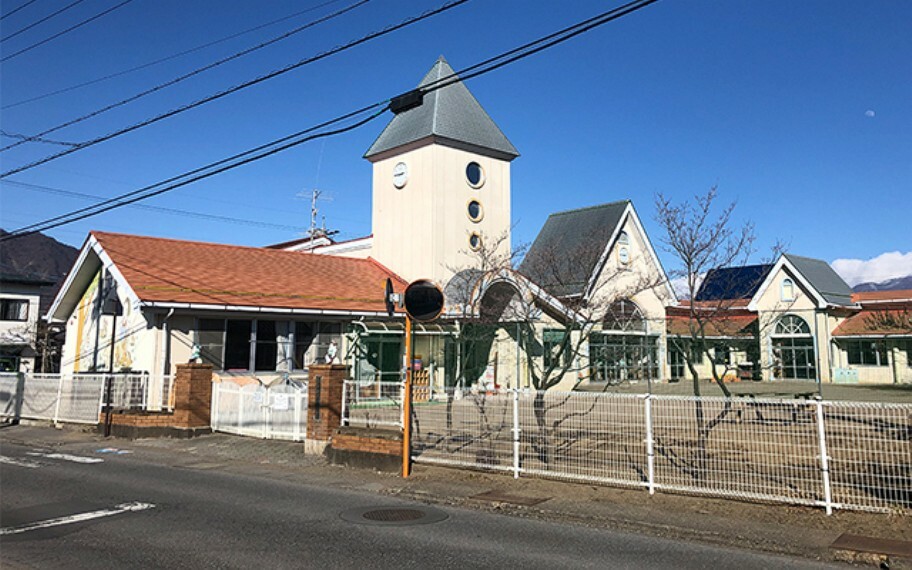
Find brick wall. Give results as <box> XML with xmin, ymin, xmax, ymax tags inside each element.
<box><xmin>306</xmin><ymin>364</ymin><xmax>347</xmax><ymax>441</ymax></box>
<box><xmin>331</xmin><ymin>432</ymin><xmax>402</xmax><ymax>456</ymax></box>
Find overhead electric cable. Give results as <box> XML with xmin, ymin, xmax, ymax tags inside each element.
<box><xmin>0</xmin><ymin>0</ymin><xmax>368</xmax><ymax>144</ymax></box>
<box><xmin>1</xmin><ymin>130</ymin><xmax>77</xmax><ymax>147</ymax></box>
<box><xmin>2</xmin><ymin>179</ymin><xmax>305</xmax><ymax>231</ymax></box>
<box><xmin>0</xmin><ymin>0</ymin><xmax>469</xmax><ymax>177</ymax></box>
<box><xmin>0</xmin><ymin>0</ymin><xmax>41</xmax><ymax>22</ymax></box>
<box><xmin>2</xmin><ymin>0</ymin><xmax>346</xmax><ymax>110</ymax></box>
<box><xmin>0</xmin><ymin>0</ymin><xmax>84</xmax><ymax>42</ymax></box>
<box><xmin>0</xmin><ymin>0</ymin><xmax>660</xmax><ymax>241</ymax></box>
<box><xmin>1</xmin><ymin>0</ymin><xmax>133</xmax><ymax>63</ymax></box>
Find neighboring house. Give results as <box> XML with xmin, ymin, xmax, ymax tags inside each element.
<box><xmin>0</xmin><ymin>271</ymin><xmax>55</xmax><ymax>372</ymax></box>
<box><xmin>48</xmin><ymin>232</ymin><xmax>407</xmax><ymax>386</ymax></box>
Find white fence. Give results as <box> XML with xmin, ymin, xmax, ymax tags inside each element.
<box><xmin>342</xmin><ymin>380</ymin><xmax>404</xmax><ymax>429</ymax></box>
<box><xmin>0</xmin><ymin>372</ymin><xmax>174</xmax><ymax>425</ymax></box>
<box><xmin>407</xmin><ymin>388</ymin><xmax>911</xmax><ymax>515</ymax></box>
<box><xmin>210</xmin><ymin>380</ymin><xmax>308</xmax><ymax>441</ymax></box>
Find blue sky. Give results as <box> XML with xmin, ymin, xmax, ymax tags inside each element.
<box><xmin>1</xmin><ymin>0</ymin><xmax>909</xmax><ymax>284</ymax></box>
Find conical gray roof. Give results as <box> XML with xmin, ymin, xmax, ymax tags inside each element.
<box><xmin>364</xmin><ymin>56</ymin><xmax>519</xmax><ymax>160</ymax></box>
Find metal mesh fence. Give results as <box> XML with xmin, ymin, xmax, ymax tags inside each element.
<box><xmin>823</xmin><ymin>401</ymin><xmax>911</xmax><ymax>513</ymax></box>
<box><xmin>342</xmin><ymin>381</ymin><xmax>404</xmax><ymax>429</ymax></box>
<box><xmin>405</xmin><ymin>386</ymin><xmax>911</xmax><ymax>514</ymax></box>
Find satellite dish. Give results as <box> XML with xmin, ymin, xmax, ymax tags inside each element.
<box><xmin>404</xmin><ymin>280</ymin><xmax>444</xmax><ymax>322</ymax></box>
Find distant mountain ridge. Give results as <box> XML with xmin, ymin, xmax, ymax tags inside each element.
<box><xmin>0</xmin><ymin>229</ymin><xmax>78</xmax><ymax>281</ymax></box>
<box><xmin>853</xmin><ymin>275</ymin><xmax>912</xmax><ymax>292</ymax></box>
<box><xmin>0</xmin><ymin>230</ymin><xmax>79</xmax><ymax>314</ymax></box>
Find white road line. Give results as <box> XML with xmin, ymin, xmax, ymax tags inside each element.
<box><xmin>0</xmin><ymin>455</ymin><xmax>42</xmax><ymax>469</ymax></box>
<box><xmin>0</xmin><ymin>502</ymin><xmax>155</xmax><ymax>536</ymax></box>
<box><xmin>26</xmin><ymin>452</ymin><xmax>103</xmax><ymax>464</ymax></box>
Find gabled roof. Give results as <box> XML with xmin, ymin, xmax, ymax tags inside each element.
<box><xmin>49</xmin><ymin>232</ymin><xmax>407</xmax><ymax>319</ymax></box>
<box><xmin>832</xmin><ymin>307</ymin><xmax>912</xmax><ymax>337</ymax></box>
<box><xmin>520</xmin><ymin>201</ymin><xmax>629</xmax><ymax>298</ymax></box>
<box><xmin>783</xmin><ymin>254</ymin><xmax>854</xmax><ymax>306</ymax></box>
<box><xmin>695</xmin><ymin>264</ymin><xmax>773</xmax><ymax>302</ymax></box>
<box><xmin>364</xmin><ymin>56</ymin><xmax>519</xmax><ymax>161</ymax></box>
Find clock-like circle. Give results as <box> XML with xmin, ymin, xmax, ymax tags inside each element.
<box><xmin>392</xmin><ymin>162</ymin><xmax>408</xmax><ymax>189</ymax></box>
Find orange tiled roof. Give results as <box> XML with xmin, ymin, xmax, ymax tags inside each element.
<box><xmin>93</xmin><ymin>232</ymin><xmax>406</xmax><ymax>313</ymax></box>
<box><xmin>666</xmin><ymin>306</ymin><xmax>758</xmax><ymax>338</ymax></box>
<box><xmin>832</xmin><ymin>307</ymin><xmax>912</xmax><ymax>337</ymax></box>
<box><xmin>851</xmin><ymin>289</ymin><xmax>912</xmax><ymax>304</ymax></box>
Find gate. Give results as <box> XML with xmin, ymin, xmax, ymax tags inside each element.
<box><xmin>210</xmin><ymin>380</ymin><xmax>308</xmax><ymax>441</ymax></box>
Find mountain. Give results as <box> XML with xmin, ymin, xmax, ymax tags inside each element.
<box><xmin>0</xmin><ymin>230</ymin><xmax>79</xmax><ymax>313</ymax></box>
<box><xmin>0</xmin><ymin>229</ymin><xmax>79</xmax><ymax>281</ymax></box>
<box><xmin>853</xmin><ymin>275</ymin><xmax>912</xmax><ymax>292</ymax></box>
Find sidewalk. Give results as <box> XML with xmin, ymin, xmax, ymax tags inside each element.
<box><xmin>2</xmin><ymin>422</ymin><xmax>909</xmax><ymax>567</ymax></box>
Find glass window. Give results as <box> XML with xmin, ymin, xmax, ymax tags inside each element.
<box><xmin>224</xmin><ymin>319</ymin><xmax>251</xmax><ymax>370</ymax></box>
<box><xmin>467</xmin><ymin>200</ymin><xmax>483</xmax><ymax>222</ymax></box>
<box><xmin>466</xmin><ymin>162</ymin><xmax>484</xmax><ymax>187</ymax></box>
<box><xmin>469</xmin><ymin>233</ymin><xmax>482</xmax><ymax>251</ymax></box>
<box><xmin>254</xmin><ymin>320</ymin><xmax>278</xmax><ymax>371</ymax></box>
<box><xmin>774</xmin><ymin>315</ymin><xmax>811</xmax><ymax>335</ymax></box>
<box><xmin>0</xmin><ymin>299</ymin><xmax>28</xmax><ymax>321</ymax></box>
<box><xmin>294</xmin><ymin>322</ymin><xmax>315</xmax><ymax>369</ymax></box>
<box><xmin>197</xmin><ymin>319</ymin><xmax>225</xmax><ymax>370</ymax></box>
<box><xmin>589</xmin><ymin>334</ymin><xmax>658</xmax><ymax>383</ymax></box>
<box><xmin>781</xmin><ymin>278</ymin><xmax>794</xmax><ymax>301</ymax></box>
<box><xmin>845</xmin><ymin>340</ymin><xmax>887</xmax><ymax>366</ymax></box>
<box><xmin>543</xmin><ymin>329</ymin><xmax>570</xmax><ymax>370</ymax></box>
<box><xmin>713</xmin><ymin>344</ymin><xmax>731</xmax><ymax>365</ymax></box>
<box><xmin>604</xmin><ymin>299</ymin><xmax>646</xmax><ymax>332</ymax></box>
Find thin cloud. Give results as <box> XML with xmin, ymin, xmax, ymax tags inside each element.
<box><xmin>865</xmin><ymin>109</ymin><xmax>875</xmax><ymax>118</ymax></box>
<box><xmin>831</xmin><ymin>251</ymin><xmax>912</xmax><ymax>286</ymax></box>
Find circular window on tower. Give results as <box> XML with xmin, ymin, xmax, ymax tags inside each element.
<box><xmin>466</xmin><ymin>162</ymin><xmax>484</xmax><ymax>188</ymax></box>
<box><xmin>467</xmin><ymin>199</ymin><xmax>483</xmax><ymax>222</ymax></box>
<box><xmin>469</xmin><ymin>233</ymin><xmax>482</xmax><ymax>251</ymax></box>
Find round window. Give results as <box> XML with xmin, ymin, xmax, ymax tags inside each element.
<box><xmin>466</xmin><ymin>162</ymin><xmax>484</xmax><ymax>188</ymax></box>
<box><xmin>469</xmin><ymin>233</ymin><xmax>482</xmax><ymax>250</ymax></box>
<box><xmin>467</xmin><ymin>200</ymin><xmax>483</xmax><ymax>222</ymax></box>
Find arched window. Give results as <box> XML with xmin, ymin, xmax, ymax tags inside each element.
<box><xmin>773</xmin><ymin>314</ymin><xmax>810</xmax><ymax>336</ymax></box>
<box><xmin>603</xmin><ymin>299</ymin><xmax>646</xmax><ymax>332</ymax></box>
<box><xmin>617</xmin><ymin>231</ymin><xmax>630</xmax><ymax>265</ymax></box>
<box><xmin>781</xmin><ymin>278</ymin><xmax>794</xmax><ymax>302</ymax></box>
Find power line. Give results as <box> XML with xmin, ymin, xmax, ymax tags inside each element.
<box><xmin>2</xmin><ymin>0</ymin><xmax>347</xmax><ymax>110</ymax></box>
<box><xmin>1</xmin><ymin>130</ymin><xmax>77</xmax><ymax>147</ymax></box>
<box><xmin>0</xmin><ymin>0</ymin><xmax>368</xmax><ymax>145</ymax></box>
<box><xmin>1</xmin><ymin>0</ymin><xmax>661</xmax><ymax>241</ymax></box>
<box><xmin>0</xmin><ymin>0</ymin><xmax>41</xmax><ymax>22</ymax></box>
<box><xmin>0</xmin><ymin>0</ymin><xmax>469</xmax><ymax>177</ymax></box>
<box><xmin>2</xmin><ymin>179</ymin><xmax>306</xmax><ymax>231</ymax></box>
<box><xmin>0</xmin><ymin>0</ymin><xmax>85</xmax><ymax>42</ymax></box>
<box><xmin>1</xmin><ymin>0</ymin><xmax>134</xmax><ymax>63</ymax></box>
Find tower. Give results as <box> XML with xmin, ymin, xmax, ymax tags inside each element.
<box><xmin>364</xmin><ymin>56</ymin><xmax>519</xmax><ymax>286</ymax></box>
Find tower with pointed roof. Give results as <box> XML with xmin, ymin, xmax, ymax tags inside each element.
<box><xmin>364</xmin><ymin>56</ymin><xmax>519</xmax><ymax>286</ymax></box>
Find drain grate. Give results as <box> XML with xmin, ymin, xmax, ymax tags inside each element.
<box><xmin>362</xmin><ymin>508</ymin><xmax>426</xmax><ymax>522</ymax></box>
<box><xmin>340</xmin><ymin>506</ymin><xmax>449</xmax><ymax>526</ymax></box>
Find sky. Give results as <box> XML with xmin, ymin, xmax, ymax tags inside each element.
<box><xmin>1</xmin><ymin>0</ymin><xmax>910</xmax><ymax>286</ymax></box>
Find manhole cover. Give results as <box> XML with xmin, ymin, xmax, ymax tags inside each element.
<box><xmin>340</xmin><ymin>506</ymin><xmax>449</xmax><ymax>526</ymax></box>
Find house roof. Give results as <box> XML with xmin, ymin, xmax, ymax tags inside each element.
<box><xmin>695</xmin><ymin>264</ymin><xmax>773</xmax><ymax>302</ymax></box>
<box><xmin>783</xmin><ymin>253</ymin><xmax>853</xmax><ymax>306</ymax></box>
<box><xmin>832</xmin><ymin>307</ymin><xmax>912</xmax><ymax>337</ymax></box>
<box><xmin>90</xmin><ymin>232</ymin><xmax>407</xmax><ymax>314</ymax></box>
<box><xmin>520</xmin><ymin>201</ymin><xmax>629</xmax><ymax>298</ymax></box>
<box><xmin>852</xmin><ymin>289</ymin><xmax>912</xmax><ymax>304</ymax></box>
<box><xmin>666</xmin><ymin>306</ymin><xmax>758</xmax><ymax>338</ymax></box>
<box><xmin>364</xmin><ymin>56</ymin><xmax>519</xmax><ymax>161</ymax></box>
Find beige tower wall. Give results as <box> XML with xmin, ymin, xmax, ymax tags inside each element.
<box><xmin>370</xmin><ymin>142</ymin><xmax>511</xmax><ymax>286</ymax></box>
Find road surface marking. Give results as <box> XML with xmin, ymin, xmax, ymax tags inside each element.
<box><xmin>26</xmin><ymin>452</ymin><xmax>103</xmax><ymax>464</ymax></box>
<box><xmin>0</xmin><ymin>455</ymin><xmax>41</xmax><ymax>469</ymax></box>
<box><xmin>0</xmin><ymin>502</ymin><xmax>155</xmax><ymax>536</ymax></box>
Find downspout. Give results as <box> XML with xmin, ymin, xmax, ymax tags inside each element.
<box><xmin>159</xmin><ymin>308</ymin><xmax>174</xmax><ymax>377</ymax></box>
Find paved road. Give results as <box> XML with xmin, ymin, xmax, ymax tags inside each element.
<box><xmin>0</xmin><ymin>441</ymin><xmax>839</xmax><ymax>569</ymax></box>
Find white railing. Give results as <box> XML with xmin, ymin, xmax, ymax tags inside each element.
<box><xmin>408</xmin><ymin>387</ymin><xmax>912</xmax><ymax>515</ymax></box>
<box><xmin>342</xmin><ymin>380</ymin><xmax>404</xmax><ymax>429</ymax></box>
<box><xmin>0</xmin><ymin>372</ymin><xmax>175</xmax><ymax>425</ymax></box>
<box><xmin>210</xmin><ymin>380</ymin><xmax>308</xmax><ymax>442</ymax></box>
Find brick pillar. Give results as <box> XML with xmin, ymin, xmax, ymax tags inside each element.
<box><xmin>307</xmin><ymin>363</ymin><xmax>348</xmax><ymax>441</ymax></box>
<box><xmin>173</xmin><ymin>363</ymin><xmax>213</xmax><ymax>428</ymax></box>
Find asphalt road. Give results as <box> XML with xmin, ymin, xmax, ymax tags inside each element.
<box><xmin>0</xmin><ymin>441</ymin><xmax>840</xmax><ymax>569</ymax></box>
